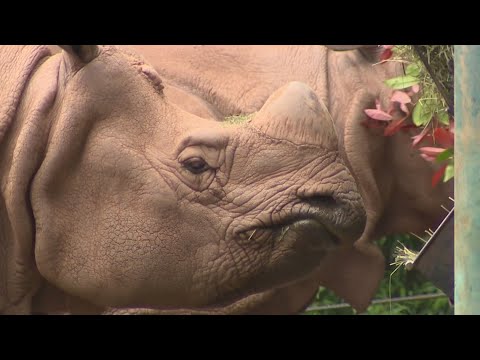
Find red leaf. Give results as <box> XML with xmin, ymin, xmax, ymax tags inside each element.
<box><xmin>419</xmin><ymin>147</ymin><xmax>446</xmax><ymax>157</ymax></box>
<box><xmin>421</xmin><ymin>153</ymin><xmax>437</xmax><ymax>162</ymax></box>
<box><xmin>391</xmin><ymin>91</ymin><xmax>412</xmax><ymax>105</ymax></box>
<box><xmin>391</xmin><ymin>91</ymin><xmax>411</xmax><ymax>115</ymax></box>
<box><xmin>365</xmin><ymin>109</ymin><xmax>393</xmax><ymax>121</ymax></box>
<box><xmin>384</xmin><ymin>118</ymin><xmax>407</xmax><ymax>136</ymax></box>
<box><xmin>411</xmin><ymin>84</ymin><xmax>420</xmax><ymax>94</ymax></box>
<box><xmin>383</xmin><ymin>45</ymin><xmax>395</xmax><ymax>50</ymax></box>
<box><xmin>432</xmin><ymin>164</ymin><xmax>448</xmax><ymax>187</ymax></box>
<box><xmin>380</xmin><ymin>48</ymin><xmax>393</xmax><ymax>61</ymax></box>
<box><xmin>434</xmin><ymin>127</ymin><xmax>454</xmax><ymax>148</ymax></box>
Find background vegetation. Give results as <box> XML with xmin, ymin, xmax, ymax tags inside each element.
<box><xmin>304</xmin><ymin>234</ymin><xmax>453</xmax><ymax>315</ymax></box>
<box><xmin>305</xmin><ymin>46</ymin><xmax>454</xmax><ymax>316</ymax></box>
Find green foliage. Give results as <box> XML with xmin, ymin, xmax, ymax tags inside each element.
<box><xmin>304</xmin><ymin>234</ymin><xmax>453</xmax><ymax>315</ymax></box>
<box><xmin>405</xmin><ymin>64</ymin><xmax>421</xmax><ymax>77</ymax></box>
<box><xmin>392</xmin><ymin>45</ymin><xmax>453</xmax><ymax>112</ymax></box>
<box><xmin>389</xmin><ymin>46</ymin><xmax>453</xmax><ymax>132</ymax></box>
<box><xmin>385</xmin><ymin>75</ymin><xmax>419</xmax><ymax>90</ymax></box>
<box><xmin>412</xmin><ymin>100</ymin><xmax>435</xmax><ymax>126</ymax></box>
<box><xmin>436</xmin><ymin>148</ymin><xmax>454</xmax><ymax>163</ymax></box>
<box><xmin>303</xmin><ymin>45</ymin><xmax>455</xmax><ymax>315</ymax></box>
<box><xmin>444</xmin><ymin>163</ymin><xmax>454</xmax><ymax>182</ymax></box>
<box><xmin>438</xmin><ymin>110</ymin><xmax>450</xmax><ymax>126</ymax></box>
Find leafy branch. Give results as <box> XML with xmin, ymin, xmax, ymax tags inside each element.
<box><xmin>362</xmin><ymin>45</ymin><xmax>454</xmax><ymax>187</ymax></box>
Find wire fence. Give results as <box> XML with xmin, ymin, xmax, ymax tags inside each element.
<box><xmin>304</xmin><ymin>292</ymin><xmax>447</xmax><ymax>313</ymax></box>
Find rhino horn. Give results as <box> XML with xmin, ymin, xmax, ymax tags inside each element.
<box><xmin>58</xmin><ymin>45</ymin><xmax>99</xmax><ymax>63</ymax></box>
<box><xmin>251</xmin><ymin>81</ymin><xmax>337</xmax><ymax>149</ymax></box>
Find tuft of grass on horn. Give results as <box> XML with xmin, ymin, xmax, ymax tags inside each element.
<box><xmin>223</xmin><ymin>113</ymin><xmax>255</xmax><ymax>126</ymax></box>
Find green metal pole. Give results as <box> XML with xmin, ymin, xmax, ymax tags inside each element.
<box><xmin>455</xmin><ymin>45</ymin><xmax>480</xmax><ymax>314</ymax></box>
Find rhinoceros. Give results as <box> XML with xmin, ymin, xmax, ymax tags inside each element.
<box><xmin>0</xmin><ymin>45</ymin><xmax>375</xmax><ymax>315</ymax></box>
<box><xmin>0</xmin><ymin>45</ymin><xmax>452</xmax><ymax>315</ymax></box>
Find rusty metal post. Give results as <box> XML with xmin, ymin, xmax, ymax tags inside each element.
<box><xmin>455</xmin><ymin>45</ymin><xmax>480</xmax><ymax>314</ymax></box>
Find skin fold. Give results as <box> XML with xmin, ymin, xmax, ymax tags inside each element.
<box><xmin>0</xmin><ymin>45</ymin><xmax>452</xmax><ymax>314</ymax></box>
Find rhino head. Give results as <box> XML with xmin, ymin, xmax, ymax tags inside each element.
<box><xmin>0</xmin><ymin>45</ymin><xmax>365</xmax><ymax>314</ymax></box>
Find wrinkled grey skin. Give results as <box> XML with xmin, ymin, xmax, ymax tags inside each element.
<box><xmin>0</xmin><ymin>45</ymin><xmax>366</xmax><ymax>314</ymax></box>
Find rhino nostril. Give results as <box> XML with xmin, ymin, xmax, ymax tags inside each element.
<box><xmin>300</xmin><ymin>194</ymin><xmax>337</xmax><ymax>208</ymax></box>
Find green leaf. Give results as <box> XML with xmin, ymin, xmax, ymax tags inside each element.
<box><xmin>405</xmin><ymin>63</ymin><xmax>421</xmax><ymax>77</ymax></box>
<box><xmin>444</xmin><ymin>163</ymin><xmax>454</xmax><ymax>182</ymax></box>
<box><xmin>436</xmin><ymin>148</ymin><xmax>454</xmax><ymax>163</ymax></box>
<box><xmin>437</xmin><ymin>110</ymin><xmax>450</xmax><ymax>125</ymax></box>
<box><xmin>412</xmin><ymin>101</ymin><xmax>433</xmax><ymax>126</ymax></box>
<box><xmin>385</xmin><ymin>75</ymin><xmax>420</xmax><ymax>89</ymax></box>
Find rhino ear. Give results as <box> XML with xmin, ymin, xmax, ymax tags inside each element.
<box><xmin>58</xmin><ymin>45</ymin><xmax>99</xmax><ymax>63</ymax></box>
<box><xmin>325</xmin><ymin>45</ymin><xmax>384</xmax><ymax>63</ymax></box>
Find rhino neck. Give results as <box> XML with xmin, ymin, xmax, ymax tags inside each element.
<box><xmin>0</xmin><ymin>49</ymin><xmax>61</xmax><ymax>314</ymax></box>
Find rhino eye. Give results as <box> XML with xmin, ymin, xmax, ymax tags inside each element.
<box><xmin>183</xmin><ymin>157</ymin><xmax>210</xmax><ymax>174</ymax></box>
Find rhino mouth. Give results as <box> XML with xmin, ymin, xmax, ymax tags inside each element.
<box><xmin>235</xmin><ymin>211</ymin><xmax>340</xmax><ymax>249</ymax></box>
<box><xmin>205</xmin><ymin>211</ymin><xmax>341</xmax><ymax>308</ymax></box>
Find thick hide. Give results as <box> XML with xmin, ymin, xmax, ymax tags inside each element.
<box><xmin>0</xmin><ymin>46</ymin><xmax>56</xmax><ymax>313</ymax></box>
